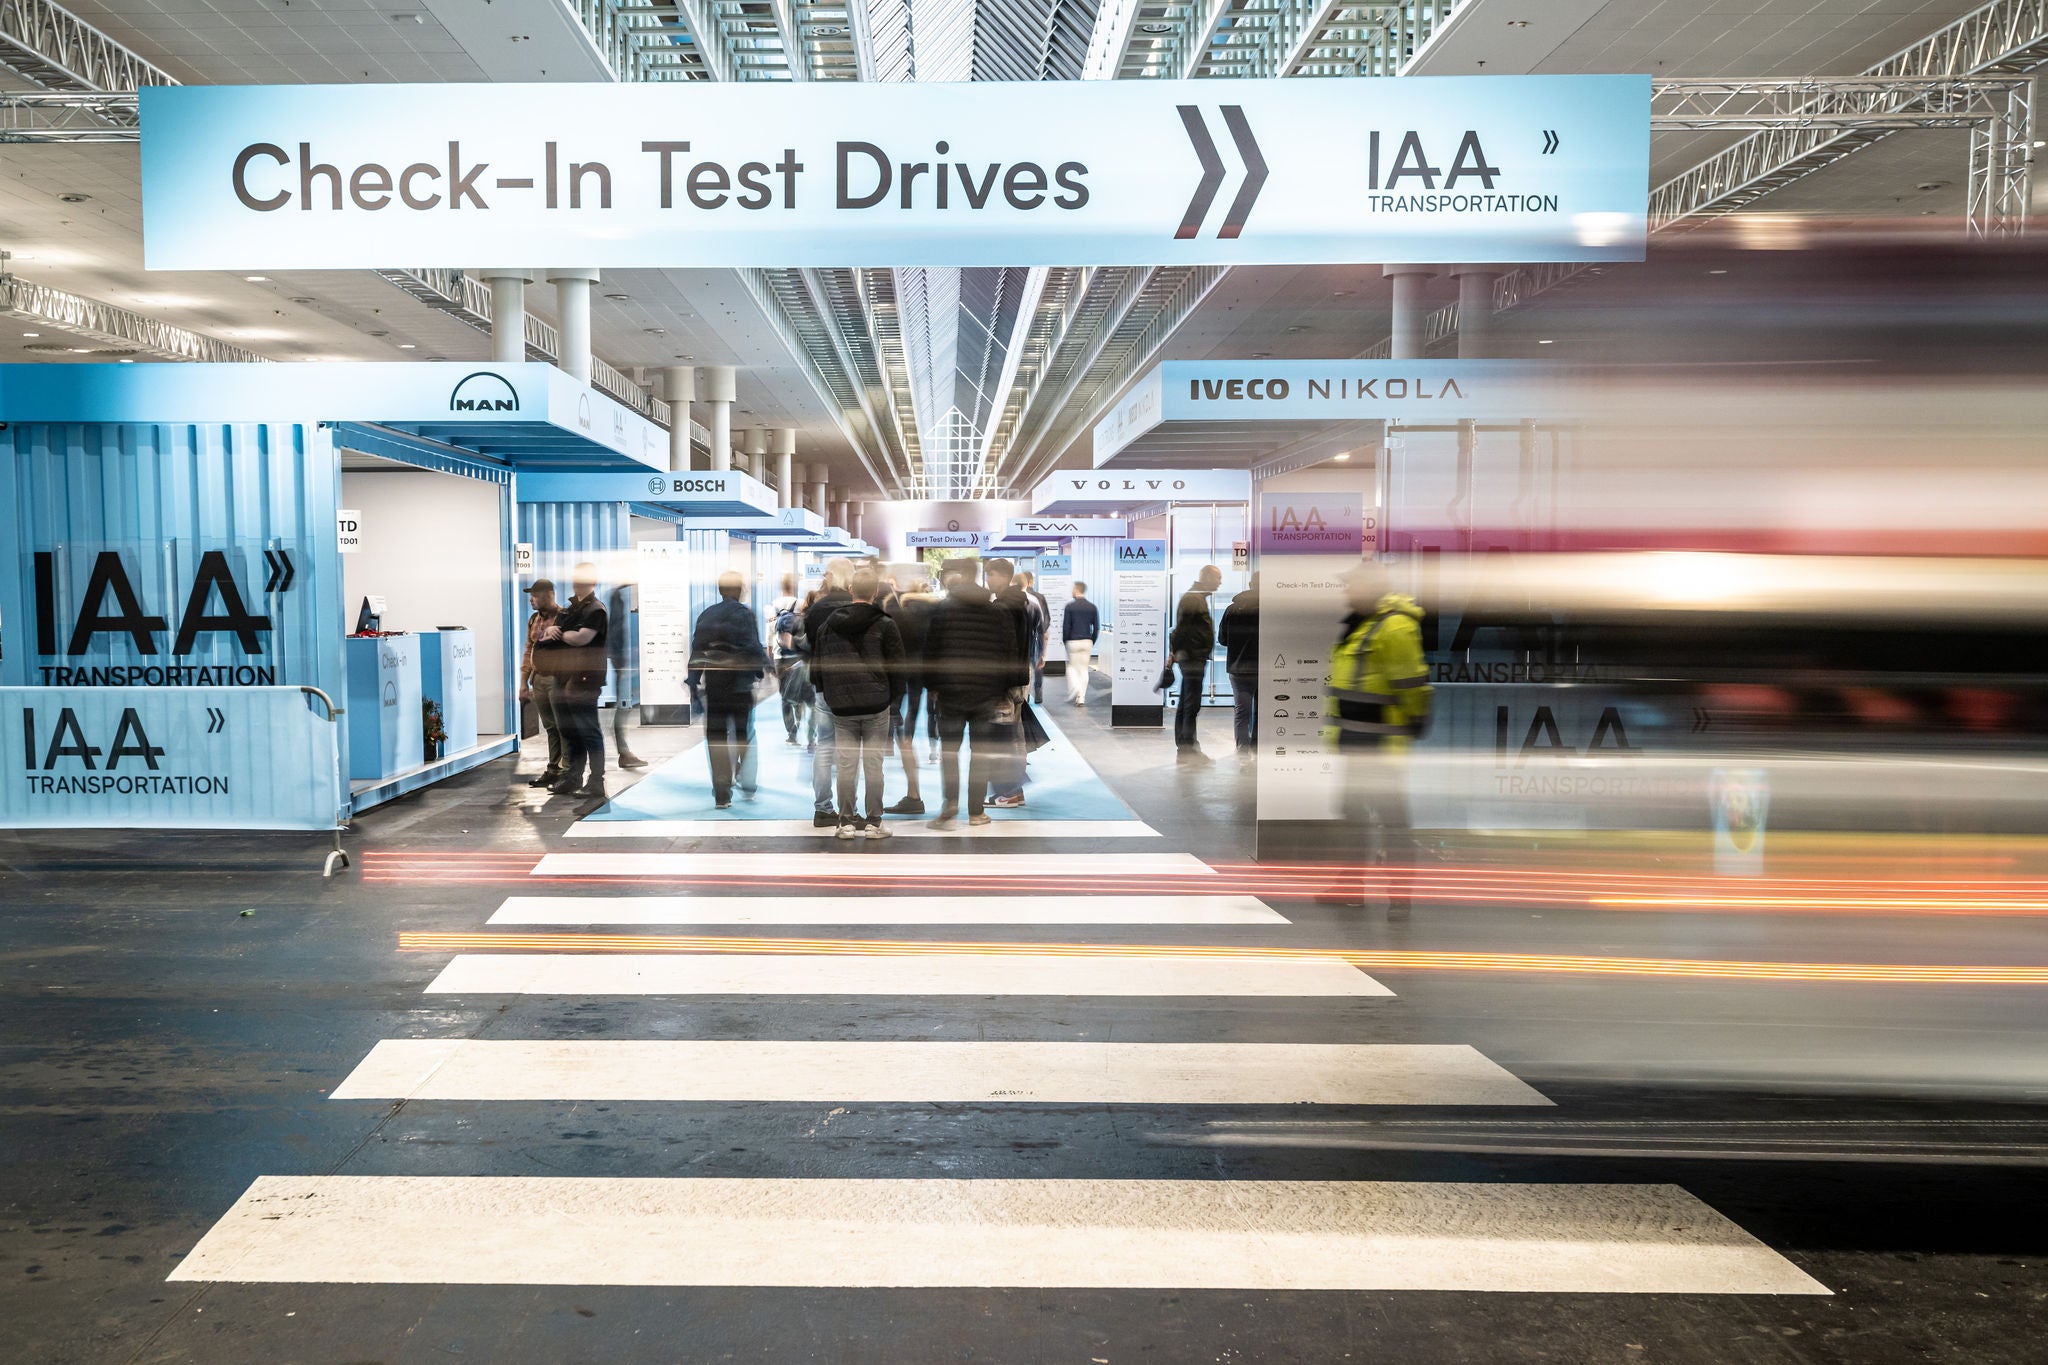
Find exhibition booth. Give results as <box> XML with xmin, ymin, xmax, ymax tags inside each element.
<box><xmin>0</xmin><ymin>361</ymin><xmax>667</xmax><ymax>838</ymax></box>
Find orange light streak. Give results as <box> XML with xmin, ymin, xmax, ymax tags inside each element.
<box><xmin>394</xmin><ymin>931</ymin><xmax>2048</xmax><ymax>985</ymax></box>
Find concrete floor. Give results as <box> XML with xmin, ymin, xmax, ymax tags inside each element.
<box><xmin>4</xmin><ymin>695</ymin><xmax>2047</xmax><ymax>1363</ymax></box>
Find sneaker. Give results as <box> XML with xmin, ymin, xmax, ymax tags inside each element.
<box><xmin>618</xmin><ymin>753</ymin><xmax>648</xmax><ymax>770</ymax></box>
<box><xmin>989</xmin><ymin>794</ymin><xmax>1025</xmax><ymax>809</ymax></box>
<box><xmin>527</xmin><ymin>770</ymin><xmax>562</xmax><ymax>788</ymax></box>
<box><xmin>928</xmin><ymin>807</ymin><xmax>959</xmax><ymax>831</ymax></box>
<box><xmin>714</xmin><ymin>797</ymin><xmax>732</xmax><ymax>810</ymax></box>
<box><xmin>968</xmin><ymin>813</ymin><xmax>994</xmax><ymax>827</ymax></box>
<box><xmin>548</xmin><ymin>777</ymin><xmax>585</xmax><ymax>795</ymax></box>
<box><xmin>813</xmin><ymin>811</ymin><xmax>839</xmax><ymax>828</ymax></box>
<box><xmin>836</xmin><ymin>820</ymin><xmax>859</xmax><ymax>839</ymax></box>
<box><xmin>863</xmin><ymin>821</ymin><xmax>892</xmax><ymax>840</ymax></box>
<box><xmin>573</xmin><ymin>780</ymin><xmax>607</xmax><ymax>801</ymax></box>
<box><xmin>885</xmin><ymin>797</ymin><xmax>926</xmax><ymax>815</ymax></box>
<box><xmin>741</xmin><ymin>787</ymin><xmax>758</xmax><ymax>801</ymax></box>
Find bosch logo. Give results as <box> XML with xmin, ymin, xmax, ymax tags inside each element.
<box><xmin>648</xmin><ymin>476</ymin><xmax>667</xmax><ymax>495</ymax></box>
<box><xmin>449</xmin><ymin>371</ymin><xmax>519</xmax><ymax>412</ymax></box>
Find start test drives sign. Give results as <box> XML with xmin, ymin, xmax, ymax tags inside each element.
<box><xmin>138</xmin><ymin>77</ymin><xmax>1649</xmax><ymax>270</ymax></box>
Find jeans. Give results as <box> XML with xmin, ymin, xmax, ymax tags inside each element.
<box><xmin>530</xmin><ymin>674</ymin><xmax>564</xmax><ymax>773</ymax></box>
<box><xmin>1031</xmin><ymin>660</ymin><xmax>1045</xmax><ymax>705</ymax></box>
<box><xmin>1230</xmin><ymin>674</ymin><xmax>1257</xmax><ymax>750</ymax></box>
<box><xmin>834</xmin><ymin>710</ymin><xmax>890</xmax><ymax>821</ymax></box>
<box><xmin>893</xmin><ymin>681</ymin><xmax>926</xmax><ymax>800</ymax></box>
<box><xmin>935</xmin><ymin>697</ymin><xmax>1008</xmax><ymax>817</ymax></box>
<box><xmin>703</xmin><ymin>692</ymin><xmax>757</xmax><ymax>801</ymax></box>
<box><xmin>1173</xmin><ymin>657</ymin><xmax>1208</xmax><ymax>747</ymax></box>
<box><xmin>776</xmin><ymin>656</ymin><xmax>802</xmax><ymax>740</ymax></box>
<box><xmin>556</xmin><ymin>682</ymin><xmax>605</xmax><ymax>784</ymax></box>
<box><xmin>810</xmin><ymin>699</ymin><xmax>838</xmax><ymax>812</ymax></box>
<box><xmin>1341</xmin><ymin>751</ymin><xmax>1415</xmax><ymax>911</ymax></box>
<box><xmin>1063</xmin><ymin>641</ymin><xmax>1093</xmax><ymax>704</ymax></box>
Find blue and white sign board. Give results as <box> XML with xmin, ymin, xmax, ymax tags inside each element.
<box><xmin>0</xmin><ymin>687</ymin><xmax>345</xmax><ymax>830</ymax></box>
<box><xmin>1037</xmin><ymin>553</ymin><xmax>1075</xmax><ymax>650</ymax></box>
<box><xmin>138</xmin><ymin>77</ymin><xmax>1649</xmax><ymax>270</ymax></box>
<box><xmin>345</xmin><ymin>634</ymin><xmax>423</xmax><ymax>781</ymax></box>
<box><xmin>1094</xmin><ymin>360</ymin><xmax>1578</xmax><ymax>461</ymax></box>
<box><xmin>0</xmin><ymin>361</ymin><xmax>665</xmax><ymax>468</ymax></box>
<box><xmin>420</xmin><ymin>629</ymin><xmax>478</xmax><ymax>753</ymax></box>
<box><xmin>684</xmin><ymin>507</ymin><xmax>829</xmax><ymax>540</ymax></box>
<box><xmin>1032</xmin><ymin>468</ymin><xmax>1251</xmax><ymax>513</ymax></box>
<box><xmin>1109</xmin><ymin>540</ymin><xmax>1169</xmax><ymax>724</ymax></box>
<box><xmin>906</xmin><ymin>531</ymin><xmax>987</xmax><ymax>549</ymax></box>
<box><xmin>517</xmin><ymin>469</ymin><xmax>779</xmax><ymax>517</ymax></box>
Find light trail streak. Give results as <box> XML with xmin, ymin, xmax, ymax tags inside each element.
<box><xmin>394</xmin><ymin>931</ymin><xmax>2048</xmax><ymax>984</ymax></box>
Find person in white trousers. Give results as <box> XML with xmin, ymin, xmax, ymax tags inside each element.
<box><xmin>1062</xmin><ymin>582</ymin><xmax>1101</xmax><ymax>706</ymax></box>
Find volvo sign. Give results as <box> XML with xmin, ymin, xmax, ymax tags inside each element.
<box><xmin>140</xmin><ymin>77</ymin><xmax>1650</xmax><ymax>270</ymax></box>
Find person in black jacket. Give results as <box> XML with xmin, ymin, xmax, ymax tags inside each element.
<box><xmin>985</xmin><ymin>558</ymin><xmax>1035</xmax><ymax>807</ymax></box>
<box><xmin>1061</xmin><ymin>582</ymin><xmax>1100</xmax><ymax>706</ymax></box>
<box><xmin>687</xmin><ymin>571</ymin><xmax>769</xmax><ymax>808</ymax></box>
<box><xmin>921</xmin><ymin>560</ymin><xmax>1024</xmax><ymax>829</ymax></box>
<box><xmin>546</xmin><ymin>561</ymin><xmax>611</xmax><ymax>799</ymax></box>
<box><xmin>802</xmin><ymin>561</ymin><xmax>855</xmax><ymax>828</ymax></box>
<box><xmin>817</xmin><ymin>566</ymin><xmax>906</xmax><ymax>838</ymax></box>
<box><xmin>1169</xmin><ymin>563</ymin><xmax>1223</xmax><ymax>760</ymax></box>
<box><xmin>884</xmin><ymin>580</ymin><xmax>938</xmax><ymax>814</ymax></box>
<box><xmin>1217</xmin><ymin>573</ymin><xmax>1260</xmax><ymax>755</ymax></box>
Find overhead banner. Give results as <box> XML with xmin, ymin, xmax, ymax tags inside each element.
<box><xmin>1005</xmin><ymin>518</ymin><xmax>1130</xmax><ymax>539</ymax></box>
<box><xmin>138</xmin><ymin>77</ymin><xmax>1650</xmax><ymax>270</ymax></box>
<box><xmin>517</xmin><ymin>470</ymin><xmax>778</xmax><ymax>517</ymax></box>
<box><xmin>1031</xmin><ymin>468</ymin><xmax>1252</xmax><ymax>514</ymax></box>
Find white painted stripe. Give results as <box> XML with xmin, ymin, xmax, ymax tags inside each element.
<box><xmin>529</xmin><ymin>852</ymin><xmax>1214</xmax><ymax>879</ymax></box>
<box><xmin>487</xmin><ymin>895</ymin><xmax>1286</xmax><ymax>926</ymax></box>
<box><xmin>566</xmin><ymin>818</ymin><xmax>1159</xmax><ymax>839</ymax></box>
<box><xmin>331</xmin><ymin>1041</ymin><xmax>1546</xmax><ymax>1105</ymax></box>
<box><xmin>170</xmin><ymin>1176</ymin><xmax>1828</xmax><ymax>1293</ymax></box>
<box><xmin>423</xmin><ymin>953</ymin><xmax>1390</xmax><ymax>997</ymax></box>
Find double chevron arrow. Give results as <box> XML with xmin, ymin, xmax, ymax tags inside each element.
<box><xmin>262</xmin><ymin>549</ymin><xmax>296</xmax><ymax>593</ymax></box>
<box><xmin>1175</xmin><ymin>105</ymin><xmax>1268</xmax><ymax>241</ymax></box>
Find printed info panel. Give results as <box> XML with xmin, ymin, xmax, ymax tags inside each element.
<box><xmin>140</xmin><ymin>77</ymin><xmax>1649</xmax><ymax>270</ymax></box>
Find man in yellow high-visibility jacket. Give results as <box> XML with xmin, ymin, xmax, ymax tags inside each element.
<box><xmin>1321</xmin><ymin>565</ymin><xmax>1432</xmax><ymax>913</ymax></box>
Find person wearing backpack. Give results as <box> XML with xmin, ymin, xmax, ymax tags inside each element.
<box><xmin>817</xmin><ymin>566</ymin><xmax>906</xmax><ymax>838</ymax></box>
<box><xmin>769</xmin><ymin>574</ymin><xmax>804</xmax><ymax>744</ymax></box>
<box><xmin>687</xmin><ymin>571</ymin><xmax>771</xmax><ymax>809</ymax></box>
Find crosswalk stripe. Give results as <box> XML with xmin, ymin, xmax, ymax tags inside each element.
<box><xmin>169</xmin><ymin>1176</ymin><xmax>1828</xmax><ymax>1293</ymax></box>
<box><xmin>331</xmin><ymin>1040</ymin><xmax>1546</xmax><ymax>1105</ymax></box>
<box><xmin>565</xmin><ymin>818</ymin><xmax>1160</xmax><ymax>839</ymax></box>
<box><xmin>529</xmin><ymin>852</ymin><xmax>1215</xmax><ymax>879</ymax></box>
<box><xmin>486</xmin><ymin>894</ymin><xmax>1287</xmax><ymax>926</ymax></box>
<box><xmin>422</xmin><ymin>952</ymin><xmax>1391</xmax><ymax>997</ymax></box>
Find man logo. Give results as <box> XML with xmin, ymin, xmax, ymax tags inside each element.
<box><xmin>648</xmin><ymin>476</ymin><xmax>668</xmax><ymax>496</ymax></box>
<box><xmin>578</xmin><ymin>394</ymin><xmax>593</xmax><ymax>429</ymax></box>
<box><xmin>449</xmin><ymin>372</ymin><xmax>520</xmax><ymax>413</ymax></box>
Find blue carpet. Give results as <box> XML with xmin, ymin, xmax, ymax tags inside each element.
<box><xmin>586</xmin><ymin>697</ymin><xmax>1136</xmax><ymax>823</ymax></box>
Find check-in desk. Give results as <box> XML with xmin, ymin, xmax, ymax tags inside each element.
<box><xmin>345</xmin><ymin>634</ymin><xmax>423</xmax><ymax>781</ymax></box>
<box><xmin>418</xmin><ymin>628</ymin><xmax>479</xmax><ymax>753</ymax></box>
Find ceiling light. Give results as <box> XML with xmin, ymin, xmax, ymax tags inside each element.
<box><xmin>390</xmin><ymin>11</ymin><xmax>424</xmax><ymax>21</ymax></box>
<box><xmin>1138</xmin><ymin>22</ymin><xmax>1172</xmax><ymax>33</ymax></box>
<box><xmin>245</xmin><ymin>275</ymin><xmax>268</xmax><ymax>282</ymax></box>
<box><xmin>1915</xmin><ymin>181</ymin><xmax>1947</xmax><ymax>192</ymax></box>
<box><xmin>291</xmin><ymin>296</ymin><xmax>316</xmax><ymax>304</ymax></box>
<box><xmin>1537</xmin><ymin>338</ymin><xmax>1554</xmax><ymax>345</ymax></box>
<box><xmin>1334</xmin><ymin>452</ymin><xmax>1351</xmax><ymax>462</ymax></box>
<box><xmin>605</xmin><ymin>292</ymin><xmax>631</xmax><ymax>301</ymax></box>
<box><xmin>1506</xmin><ymin>19</ymin><xmax>1529</xmax><ymax>26</ymax></box>
<box><xmin>57</xmin><ymin>192</ymin><xmax>90</xmax><ymax>204</ymax></box>
<box><xmin>1707</xmin><ymin>268</ymin><xmax>1728</xmax><ymax>275</ymax></box>
<box><xmin>21</xmin><ymin>331</ymin><xmax>38</xmax><ymax>338</ymax></box>
<box><xmin>397</xmin><ymin>343</ymin><xmax>416</xmax><ymax>349</ymax></box>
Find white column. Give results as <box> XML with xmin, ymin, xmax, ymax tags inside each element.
<box><xmin>483</xmin><ymin>270</ymin><xmax>532</xmax><ymax>365</ymax></box>
<box><xmin>742</xmin><ymin>427</ymin><xmax>770</xmax><ymax>484</ymax></box>
<box><xmin>1383</xmin><ymin>264</ymin><xmax>1437</xmax><ymax>361</ymax></box>
<box><xmin>700</xmin><ymin>365</ymin><xmax>737</xmax><ymax>472</ymax></box>
<box><xmin>806</xmin><ymin>462</ymin><xmax>830</xmax><ymax>518</ymax></box>
<box><xmin>661</xmin><ymin>366</ymin><xmax>695</xmax><ymax>472</ymax></box>
<box><xmin>773</xmin><ymin>429</ymin><xmax>798</xmax><ymax>509</ymax></box>
<box><xmin>1451</xmin><ymin>268</ymin><xmax>1500</xmax><ymax>360</ymax></box>
<box><xmin>546</xmin><ymin>268</ymin><xmax>599</xmax><ymax>383</ymax></box>
<box><xmin>847</xmin><ymin>503</ymin><xmax>863</xmax><ymax>542</ymax></box>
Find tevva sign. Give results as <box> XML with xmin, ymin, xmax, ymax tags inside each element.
<box><xmin>139</xmin><ymin>77</ymin><xmax>1649</xmax><ymax>270</ymax></box>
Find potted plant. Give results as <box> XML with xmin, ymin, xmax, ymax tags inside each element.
<box><xmin>422</xmin><ymin>699</ymin><xmax>447</xmax><ymax>763</ymax></box>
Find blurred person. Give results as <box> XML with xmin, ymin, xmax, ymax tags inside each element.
<box><xmin>769</xmin><ymin>573</ymin><xmax>804</xmax><ymax>744</ymax></box>
<box><xmin>545</xmin><ymin>561</ymin><xmax>610</xmax><ymax>800</ymax></box>
<box><xmin>1062</xmin><ymin>582</ymin><xmax>1100</xmax><ymax>706</ymax></box>
<box><xmin>519</xmin><ymin>579</ymin><xmax>564</xmax><ymax>789</ymax></box>
<box><xmin>985</xmin><ymin>558</ymin><xmax>1035</xmax><ymax>808</ymax></box>
<box><xmin>606</xmin><ymin>580</ymin><xmax>648</xmax><ymax>770</ymax></box>
<box><xmin>1218</xmin><ymin>572</ymin><xmax>1261</xmax><ymax>756</ymax></box>
<box><xmin>687</xmin><ymin>571</ymin><xmax>769</xmax><ymax>809</ymax></box>
<box><xmin>923</xmin><ymin>559</ymin><xmax>1021</xmax><ymax>830</ymax></box>
<box><xmin>1170</xmin><ymin>564</ymin><xmax>1223</xmax><ymax>761</ymax></box>
<box><xmin>884</xmin><ymin>576</ymin><xmax>939</xmax><ymax>815</ymax></box>
<box><xmin>804</xmin><ymin>561</ymin><xmax>856</xmax><ymax>828</ymax></box>
<box><xmin>1321</xmin><ymin>565</ymin><xmax>1432</xmax><ymax>915</ymax></box>
<box><xmin>818</xmin><ymin>566</ymin><xmax>906</xmax><ymax>838</ymax></box>
<box><xmin>1019</xmin><ymin>571</ymin><xmax>1052</xmax><ymax>705</ymax></box>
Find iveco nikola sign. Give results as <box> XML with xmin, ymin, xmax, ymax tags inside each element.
<box><xmin>138</xmin><ymin>77</ymin><xmax>1650</xmax><ymax>270</ymax></box>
